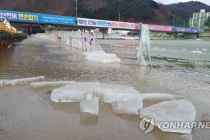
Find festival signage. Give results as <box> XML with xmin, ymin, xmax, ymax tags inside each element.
<box><xmin>77</xmin><ymin>18</ymin><xmax>136</xmax><ymax>29</ymax></box>
<box><xmin>173</xmin><ymin>27</ymin><xmax>199</xmax><ymax>33</ymax></box>
<box><xmin>0</xmin><ymin>10</ymin><xmax>76</xmax><ymax>25</ymax></box>
<box><xmin>77</xmin><ymin>18</ymin><xmax>112</xmax><ymax>28</ymax></box>
<box><xmin>147</xmin><ymin>24</ymin><xmax>173</xmax><ymax>32</ymax></box>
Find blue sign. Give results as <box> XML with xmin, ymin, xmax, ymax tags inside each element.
<box><xmin>0</xmin><ymin>10</ymin><xmax>76</xmax><ymax>25</ymax></box>
<box><xmin>173</xmin><ymin>27</ymin><xmax>199</xmax><ymax>33</ymax></box>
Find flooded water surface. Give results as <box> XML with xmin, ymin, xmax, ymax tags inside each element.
<box><xmin>0</xmin><ymin>38</ymin><xmax>210</xmax><ymax>140</ymax></box>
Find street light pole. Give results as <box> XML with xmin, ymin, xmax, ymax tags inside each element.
<box><xmin>173</xmin><ymin>15</ymin><xmax>176</xmax><ymax>26</ymax></box>
<box><xmin>119</xmin><ymin>11</ymin><xmax>121</xmax><ymax>21</ymax></box>
<box><xmin>75</xmin><ymin>0</ymin><xmax>78</xmax><ymax>19</ymax></box>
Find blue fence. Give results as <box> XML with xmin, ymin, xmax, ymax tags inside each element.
<box><xmin>173</xmin><ymin>27</ymin><xmax>199</xmax><ymax>33</ymax></box>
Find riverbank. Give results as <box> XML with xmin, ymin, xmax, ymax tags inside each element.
<box><xmin>0</xmin><ymin>30</ymin><xmax>27</xmax><ymax>49</ymax></box>
<box><xmin>0</xmin><ymin>39</ymin><xmax>25</xmax><ymax>49</ymax></box>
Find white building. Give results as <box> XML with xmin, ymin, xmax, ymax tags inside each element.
<box><xmin>189</xmin><ymin>9</ymin><xmax>210</xmax><ymax>29</ymax></box>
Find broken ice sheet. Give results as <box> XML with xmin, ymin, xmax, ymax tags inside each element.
<box><xmin>86</xmin><ymin>53</ymin><xmax>121</xmax><ymax>64</ymax></box>
<box><xmin>111</xmin><ymin>94</ymin><xmax>143</xmax><ymax>114</ymax></box>
<box><xmin>94</xmin><ymin>83</ymin><xmax>140</xmax><ymax>103</ymax></box>
<box><xmin>80</xmin><ymin>98</ymin><xmax>99</xmax><ymax>115</ymax></box>
<box><xmin>83</xmin><ymin>51</ymin><xmax>107</xmax><ymax>56</ymax></box>
<box><xmin>140</xmin><ymin>93</ymin><xmax>185</xmax><ymax>108</ymax></box>
<box><xmin>140</xmin><ymin>100</ymin><xmax>196</xmax><ymax>134</ymax></box>
<box><xmin>51</xmin><ymin>82</ymin><xmax>99</xmax><ymax>102</ymax></box>
<box><xmin>141</xmin><ymin>93</ymin><xmax>185</xmax><ymax>102</ymax></box>
<box><xmin>4</xmin><ymin>76</ymin><xmax>45</xmax><ymax>86</ymax></box>
<box><xmin>30</xmin><ymin>81</ymin><xmax>75</xmax><ymax>88</ymax></box>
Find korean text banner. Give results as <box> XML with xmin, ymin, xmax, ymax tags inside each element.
<box><xmin>148</xmin><ymin>24</ymin><xmax>173</xmax><ymax>32</ymax></box>
<box><xmin>0</xmin><ymin>10</ymin><xmax>76</xmax><ymax>25</ymax></box>
<box><xmin>77</xmin><ymin>18</ymin><xmax>136</xmax><ymax>29</ymax></box>
<box><xmin>173</xmin><ymin>27</ymin><xmax>199</xmax><ymax>33</ymax></box>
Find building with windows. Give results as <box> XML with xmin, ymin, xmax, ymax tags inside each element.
<box><xmin>189</xmin><ymin>9</ymin><xmax>210</xmax><ymax>29</ymax></box>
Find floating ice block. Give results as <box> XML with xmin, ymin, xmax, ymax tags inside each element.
<box><xmin>141</xmin><ymin>93</ymin><xmax>185</xmax><ymax>102</ymax></box>
<box><xmin>94</xmin><ymin>83</ymin><xmax>140</xmax><ymax>103</ymax></box>
<box><xmin>30</xmin><ymin>81</ymin><xmax>75</xmax><ymax>88</ymax></box>
<box><xmin>140</xmin><ymin>100</ymin><xmax>196</xmax><ymax>134</ymax></box>
<box><xmin>51</xmin><ymin>82</ymin><xmax>99</xmax><ymax>102</ymax></box>
<box><xmin>83</xmin><ymin>51</ymin><xmax>106</xmax><ymax>56</ymax></box>
<box><xmin>80</xmin><ymin>98</ymin><xmax>99</xmax><ymax>115</ymax></box>
<box><xmin>86</xmin><ymin>53</ymin><xmax>121</xmax><ymax>64</ymax></box>
<box><xmin>111</xmin><ymin>94</ymin><xmax>143</xmax><ymax>114</ymax></box>
<box><xmin>87</xmin><ymin>57</ymin><xmax>121</xmax><ymax>64</ymax></box>
<box><xmin>4</xmin><ymin>76</ymin><xmax>45</xmax><ymax>86</ymax></box>
<box><xmin>86</xmin><ymin>54</ymin><xmax>117</xmax><ymax>58</ymax></box>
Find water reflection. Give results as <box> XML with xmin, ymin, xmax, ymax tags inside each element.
<box><xmin>80</xmin><ymin>114</ymin><xmax>98</xmax><ymax>126</ymax></box>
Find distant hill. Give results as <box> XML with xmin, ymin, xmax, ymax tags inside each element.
<box><xmin>0</xmin><ymin>0</ymin><xmax>210</xmax><ymax>25</ymax></box>
<box><xmin>169</xmin><ymin>1</ymin><xmax>210</xmax><ymax>13</ymax></box>
<box><xmin>152</xmin><ymin>1</ymin><xmax>210</xmax><ymax>26</ymax></box>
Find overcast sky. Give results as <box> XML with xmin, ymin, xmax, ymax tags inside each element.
<box><xmin>154</xmin><ymin>0</ymin><xmax>210</xmax><ymax>6</ymax></box>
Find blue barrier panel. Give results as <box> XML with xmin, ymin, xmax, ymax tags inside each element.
<box><xmin>0</xmin><ymin>10</ymin><xmax>76</xmax><ymax>25</ymax></box>
<box><xmin>173</xmin><ymin>27</ymin><xmax>199</xmax><ymax>33</ymax></box>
